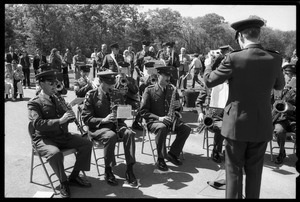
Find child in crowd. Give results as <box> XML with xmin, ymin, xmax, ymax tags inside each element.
<box><xmin>5</xmin><ymin>62</ymin><xmax>15</xmax><ymax>101</ymax></box>
<box><xmin>13</xmin><ymin>64</ymin><xmax>24</xmax><ymax>100</ymax></box>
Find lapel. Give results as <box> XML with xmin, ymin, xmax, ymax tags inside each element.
<box><xmin>39</xmin><ymin>93</ymin><xmax>53</xmax><ymax>107</ymax></box>
<box><xmin>154</xmin><ymin>84</ymin><xmax>165</xmax><ymax>100</ymax></box>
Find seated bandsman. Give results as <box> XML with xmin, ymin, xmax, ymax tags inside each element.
<box><xmin>81</xmin><ymin>70</ymin><xmax>138</xmax><ymax>187</ymax></box>
<box><xmin>28</xmin><ymin>70</ymin><xmax>93</xmax><ymax>198</ymax></box>
<box><xmin>140</xmin><ymin>66</ymin><xmax>191</xmax><ymax>171</ymax></box>
<box><xmin>74</xmin><ymin>64</ymin><xmax>95</xmax><ymax>98</ymax></box>
<box><xmin>272</xmin><ymin>63</ymin><xmax>296</xmax><ymax>164</ymax></box>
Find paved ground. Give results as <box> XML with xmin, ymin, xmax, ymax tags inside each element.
<box><xmin>4</xmin><ymin>68</ymin><xmax>297</xmax><ymax>198</ymax></box>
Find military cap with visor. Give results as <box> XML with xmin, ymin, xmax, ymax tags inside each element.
<box><xmin>79</xmin><ymin>64</ymin><xmax>92</xmax><ymax>72</ymax></box>
<box><xmin>110</xmin><ymin>42</ymin><xmax>119</xmax><ymax>49</ymax></box>
<box><xmin>142</xmin><ymin>41</ymin><xmax>151</xmax><ymax>46</ymax></box>
<box><xmin>231</xmin><ymin>18</ymin><xmax>264</xmax><ymax>40</ymax></box>
<box><xmin>35</xmin><ymin>69</ymin><xmax>59</xmax><ymax>82</ymax></box>
<box><xmin>155</xmin><ymin>66</ymin><xmax>174</xmax><ymax>76</ymax></box>
<box><xmin>282</xmin><ymin>63</ymin><xmax>296</xmax><ymax>73</ymax></box>
<box><xmin>97</xmin><ymin>70</ymin><xmax>118</xmax><ymax>85</ymax></box>
<box><xmin>118</xmin><ymin>61</ymin><xmax>130</xmax><ymax>68</ymax></box>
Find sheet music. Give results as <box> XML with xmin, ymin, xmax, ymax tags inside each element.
<box><xmin>117</xmin><ymin>105</ymin><xmax>132</xmax><ymax>119</ymax></box>
<box><xmin>209</xmin><ymin>82</ymin><xmax>229</xmax><ymax>108</ymax></box>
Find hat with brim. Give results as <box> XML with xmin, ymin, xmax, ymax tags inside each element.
<box><xmin>155</xmin><ymin>66</ymin><xmax>174</xmax><ymax>76</ymax></box>
<box><xmin>35</xmin><ymin>70</ymin><xmax>58</xmax><ymax>82</ymax></box>
<box><xmin>97</xmin><ymin>70</ymin><xmax>118</xmax><ymax>85</ymax></box>
<box><xmin>118</xmin><ymin>61</ymin><xmax>130</xmax><ymax>68</ymax></box>
<box><xmin>142</xmin><ymin>41</ymin><xmax>151</xmax><ymax>46</ymax></box>
<box><xmin>39</xmin><ymin>63</ymin><xmax>52</xmax><ymax>72</ymax></box>
<box><xmin>219</xmin><ymin>45</ymin><xmax>230</xmax><ymax>50</ymax></box>
<box><xmin>231</xmin><ymin>18</ymin><xmax>264</xmax><ymax>32</ymax></box>
<box><xmin>283</xmin><ymin>63</ymin><xmax>296</xmax><ymax>73</ymax></box>
<box><xmin>110</xmin><ymin>42</ymin><xmax>119</xmax><ymax>49</ymax></box>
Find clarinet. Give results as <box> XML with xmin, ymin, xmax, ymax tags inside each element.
<box><xmin>54</xmin><ymin>93</ymin><xmax>87</xmax><ymax>137</ymax></box>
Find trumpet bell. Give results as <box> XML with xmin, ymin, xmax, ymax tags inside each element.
<box><xmin>274</xmin><ymin>101</ymin><xmax>294</xmax><ymax>113</ymax></box>
<box><xmin>203</xmin><ymin>116</ymin><xmax>214</xmax><ymax>128</ymax></box>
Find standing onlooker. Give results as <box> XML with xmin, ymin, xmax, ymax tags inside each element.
<box><xmin>64</xmin><ymin>48</ymin><xmax>73</xmax><ymax>70</ymax></box>
<box><xmin>178</xmin><ymin>47</ymin><xmax>191</xmax><ymax>89</ymax></box>
<box><xmin>189</xmin><ymin>53</ymin><xmax>203</xmax><ymax>88</ymax></box>
<box><xmin>13</xmin><ymin>64</ymin><xmax>24</xmax><ymax>100</ymax></box>
<box><xmin>96</xmin><ymin>44</ymin><xmax>108</xmax><ymax>72</ymax></box>
<box><xmin>203</xmin><ymin>18</ymin><xmax>285</xmax><ymax>199</ymax></box>
<box><xmin>6</xmin><ymin>46</ymin><xmax>19</xmax><ymax>63</ymax></box>
<box><xmin>73</xmin><ymin>49</ymin><xmax>87</xmax><ymax>80</ymax></box>
<box><xmin>101</xmin><ymin>43</ymin><xmax>124</xmax><ymax>73</ymax></box>
<box><xmin>127</xmin><ymin>44</ymin><xmax>135</xmax><ymax>78</ymax></box>
<box><xmin>59</xmin><ymin>51</ymin><xmax>70</xmax><ymax>89</ymax></box>
<box><xmin>149</xmin><ymin>46</ymin><xmax>156</xmax><ymax>56</ymax></box>
<box><xmin>33</xmin><ymin>48</ymin><xmax>47</xmax><ymax>75</ymax></box>
<box><xmin>91</xmin><ymin>48</ymin><xmax>98</xmax><ymax>78</ymax></box>
<box><xmin>49</xmin><ymin>48</ymin><xmax>62</xmax><ymax>72</ymax></box>
<box><xmin>5</xmin><ymin>62</ymin><xmax>15</xmax><ymax>101</ymax></box>
<box><xmin>20</xmin><ymin>50</ymin><xmax>31</xmax><ymax>89</ymax></box>
<box><xmin>290</xmin><ymin>49</ymin><xmax>297</xmax><ymax>65</ymax></box>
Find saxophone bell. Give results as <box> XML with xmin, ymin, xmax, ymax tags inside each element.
<box><xmin>274</xmin><ymin>100</ymin><xmax>295</xmax><ymax>113</ymax></box>
<box><xmin>56</xmin><ymin>80</ymin><xmax>64</xmax><ymax>91</ymax></box>
<box><xmin>203</xmin><ymin>116</ymin><xmax>214</xmax><ymax>128</ymax></box>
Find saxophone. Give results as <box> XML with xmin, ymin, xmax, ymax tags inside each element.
<box><xmin>166</xmin><ymin>84</ymin><xmax>182</xmax><ymax>131</ymax></box>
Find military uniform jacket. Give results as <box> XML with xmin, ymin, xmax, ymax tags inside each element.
<box><xmin>81</xmin><ymin>88</ymin><xmax>126</xmax><ymax>138</ymax></box>
<box><xmin>209</xmin><ymin>53</ymin><xmax>226</xmax><ymax>71</ymax></box>
<box><xmin>134</xmin><ymin>50</ymin><xmax>156</xmax><ymax>72</ymax></box>
<box><xmin>204</xmin><ymin>44</ymin><xmax>285</xmax><ymax>142</ymax></box>
<box><xmin>101</xmin><ymin>53</ymin><xmax>124</xmax><ymax>72</ymax></box>
<box><xmin>74</xmin><ymin>77</ymin><xmax>94</xmax><ymax>98</ymax></box>
<box><xmin>140</xmin><ymin>83</ymin><xmax>181</xmax><ymax>124</ymax></box>
<box><xmin>28</xmin><ymin>93</ymin><xmax>69</xmax><ymax>142</ymax></box>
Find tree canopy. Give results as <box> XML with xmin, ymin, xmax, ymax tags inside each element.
<box><xmin>5</xmin><ymin>4</ymin><xmax>296</xmax><ymax>58</ymax></box>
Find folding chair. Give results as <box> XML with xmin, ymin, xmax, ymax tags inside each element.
<box><xmin>269</xmin><ymin>132</ymin><xmax>296</xmax><ymax>162</ymax></box>
<box><xmin>141</xmin><ymin>120</ymin><xmax>184</xmax><ymax>163</ymax></box>
<box><xmin>202</xmin><ymin>127</ymin><xmax>215</xmax><ymax>158</ymax></box>
<box><xmin>28</xmin><ymin>122</ymin><xmax>83</xmax><ymax>195</ymax></box>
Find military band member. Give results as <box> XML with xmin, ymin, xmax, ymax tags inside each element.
<box><xmin>203</xmin><ymin>18</ymin><xmax>285</xmax><ymax>199</ymax></box>
<box><xmin>134</xmin><ymin>41</ymin><xmax>156</xmax><ymax>86</ymax></box>
<box><xmin>209</xmin><ymin>45</ymin><xmax>232</xmax><ymax>71</ymax></box>
<box><xmin>272</xmin><ymin>63</ymin><xmax>296</xmax><ymax>164</ymax></box>
<box><xmin>140</xmin><ymin>66</ymin><xmax>191</xmax><ymax>171</ymax></box>
<box><xmin>159</xmin><ymin>42</ymin><xmax>180</xmax><ymax>86</ymax></box>
<box><xmin>81</xmin><ymin>70</ymin><xmax>138</xmax><ymax>187</ymax></box>
<box><xmin>101</xmin><ymin>42</ymin><xmax>125</xmax><ymax>73</ymax></box>
<box><xmin>74</xmin><ymin>64</ymin><xmax>94</xmax><ymax>98</ymax></box>
<box><xmin>28</xmin><ymin>70</ymin><xmax>93</xmax><ymax>198</ymax></box>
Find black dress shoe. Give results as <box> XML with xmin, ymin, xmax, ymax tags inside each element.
<box><xmin>60</xmin><ymin>181</ymin><xmax>70</xmax><ymax>198</ymax></box>
<box><xmin>68</xmin><ymin>176</ymin><xmax>92</xmax><ymax>188</ymax></box>
<box><xmin>207</xmin><ymin>179</ymin><xmax>226</xmax><ymax>190</ymax></box>
<box><xmin>125</xmin><ymin>170</ymin><xmax>138</xmax><ymax>187</ymax></box>
<box><xmin>166</xmin><ymin>152</ymin><xmax>182</xmax><ymax>166</ymax></box>
<box><xmin>105</xmin><ymin>170</ymin><xmax>118</xmax><ymax>186</ymax></box>
<box><xmin>211</xmin><ymin>150</ymin><xmax>221</xmax><ymax>163</ymax></box>
<box><xmin>156</xmin><ymin>158</ymin><xmax>168</xmax><ymax>171</ymax></box>
<box><xmin>132</xmin><ymin>121</ymin><xmax>143</xmax><ymax>131</ymax></box>
<box><xmin>275</xmin><ymin>151</ymin><xmax>286</xmax><ymax>164</ymax></box>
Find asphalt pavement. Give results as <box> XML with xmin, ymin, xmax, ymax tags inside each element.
<box><xmin>3</xmin><ymin>68</ymin><xmax>297</xmax><ymax>198</ymax></box>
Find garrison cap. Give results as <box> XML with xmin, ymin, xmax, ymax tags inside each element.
<box><xmin>35</xmin><ymin>70</ymin><xmax>58</xmax><ymax>82</ymax></box>
<box><xmin>142</xmin><ymin>41</ymin><xmax>151</xmax><ymax>46</ymax></box>
<box><xmin>97</xmin><ymin>70</ymin><xmax>118</xmax><ymax>85</ymax></box>
<box><xmin>282</xmin><ymin>63</ymin><xmax>296</xmax><ymax>73</ymax></box>
<box><xmin>231</xmin><ymin>18</ymin><xmax>264</xmax><ymax>32</ymax></box>
<box><xmin>155</xmin><ymin>66</ymin><xmax>174</xmax><ymax>76</ymax></box>
<box><xmin>118</xmin><ymin>61</ymin><xmax>130</xmax><ymax>67</ymax></box>
<box><xmin>110</xmin><ymin>42</ymin><xmax>119</xmax><ymax>49</ymax></box>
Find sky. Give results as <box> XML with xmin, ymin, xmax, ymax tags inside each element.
<box><xmin>138</xmin><ymin>4</ymin><xmax>296</xmax><ymax>31</ymax></box>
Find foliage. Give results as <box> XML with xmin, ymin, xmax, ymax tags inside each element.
<box><xmin>5</xmin><ymin>4</ymin><xmax>296</xmax><ymax>59</ymax></box>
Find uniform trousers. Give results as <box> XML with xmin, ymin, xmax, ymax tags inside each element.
<box><xmin>224</xmin><ymin>138</ymin><xmax>268</xmax><ymax>199</ymax></box>
<box><xmin>273</xmin><ymin>120</ymin><xmax>296</xmax><ymax>153</ymax></box>
<box><xmin>93</xmin><ymin>126</ymin><xmax>136</xmax><ymax>167</ymax></box>
<box><xmin>35</xmin><ymin>132</ymin><xmax>93</xmax><ymax>183</ymax></box>
<box><xmin>148</xmin><ymin>122</ymin><xmax>191</xmax><ymax>158</ymax></box>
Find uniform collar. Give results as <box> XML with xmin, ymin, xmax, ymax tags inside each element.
<box><xmin>39</xmin><ymin>90</ymin><xmax>51</xmax><ymax>100</ymax></box>
<box><xmin>244</xmin><ymin>43</ymin><xmax>263</xmax><ymax>49</ymax></box>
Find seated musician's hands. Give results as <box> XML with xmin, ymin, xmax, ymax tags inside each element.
<box><xmin>159</xmin><ymin>116</ymin><xmax>172</xmax><ymax>125</ymax></box>
<box><xmin>173</xmin><ymin>100</ymin><xmax>181</xmax><ymax>108</ymax></box>
<box><xmin>59</xmin><ymin>111</ymin><xmax>76</xmax><ymax>124</ymax></box>
<box><xmin>102</xmin><ymin>113</ymin><xmax>117</xmax><ymax>124</ymax></box>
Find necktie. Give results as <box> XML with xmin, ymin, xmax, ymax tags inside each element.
<box><xmin>50</xmin><ymin>95</ymin><xmax>56</xmax><ymax>106</ymax></box>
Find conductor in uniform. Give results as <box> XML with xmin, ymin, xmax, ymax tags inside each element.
<box><xmin>101</xmin><ymin>42</ymin><xmax>125</xmax><ymax>73</ymax></box>
<box><xmin>140</xmin><ymin>66</ymin><xmax>191</xmax><ymax>171</ymax></box>
<box><xmin>203</xmin><ymin>18</ymin><xmax>285</xmax><ymax>198</ymax></box>
<box><xmin>81</xmin><ymin>70</ymin><xmax>138</xmax><ymax>187</ymax></box>
<box><xmin>28</xmin><ymin>70</ymin><xmax>93</xmax><ymax>198</ymax></box>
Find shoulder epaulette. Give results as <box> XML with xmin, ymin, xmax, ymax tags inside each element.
<box><xmin>229</xmin><ymin>49</ymin><xmax>243</xmax><ymax>54</ymax></box>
